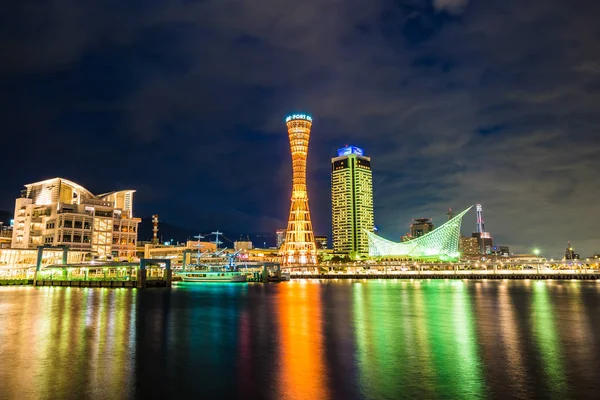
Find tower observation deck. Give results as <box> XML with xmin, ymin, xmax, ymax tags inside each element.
<box><xmin>280</xmin><ymin>114</ymin><xmax>317</xmax><ymax>265</ymax></box>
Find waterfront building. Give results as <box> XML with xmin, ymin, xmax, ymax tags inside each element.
<box><xmin>315</xmin><ymin>235</ymin><xmax>328</xmax><ymax>249</ymax></box>
<box><xmin>410</xmin><ymin>218</ymin><xmax>434</xmax><ymax>238</ymax></box>
<box><xmin>11</xmin><ymin>178</ymin><xmax>140</xmax><ymax>258</ymax></box>
<box><xmin>280</xmin><ymin>114</ymin><xmax>317</xmax><ymax>265</ymax></box>
<box><xmin>276</xmin><ymin>229</ymin><xmax>286</xmax><ymax>248</ymax></box>
<box><xmin>331</xmin><ymin>145</ymin><xmax>374</xmax><ymax>258</ymax></box>
<box><xmin>0</xmin><ymin>247</ymin><xmax>88</xmax><ymax>269</ymax></box>
<box><xmin>366</xmin><ymin>207</ymin><xmax>471</xmax><ymax>261</ymax></box>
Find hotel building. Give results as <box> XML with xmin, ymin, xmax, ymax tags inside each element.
<box><xmin>331</xmin><ymin>146</ymin><xmax>374</xmax><ymax>258</ymax></box>
<box><xmin>11</xmin><ymin>178</ymin><xmax>140</xmax><ymax>258</ymax></box>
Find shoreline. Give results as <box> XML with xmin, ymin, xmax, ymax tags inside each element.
<box><xmin>290</xmin><ymin>273</ymin><xmax>599</xmax><ymax>280</ymax></box>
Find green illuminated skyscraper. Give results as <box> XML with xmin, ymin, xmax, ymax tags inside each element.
<box><xmin>331</xmin><ymin>146</ymin><xmax>374</xmax><ymax>258</ymax></box>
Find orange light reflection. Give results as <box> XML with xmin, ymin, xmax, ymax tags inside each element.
<box><xmin>276</xmin><ymin>281</ymin><xmax>328</xmax><ymax>400</ymax></box>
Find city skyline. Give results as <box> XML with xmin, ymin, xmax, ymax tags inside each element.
<box><xmin>1</xmin><ymin>0</ymin><xmax>599</xmax><ymax>257</ymax></box>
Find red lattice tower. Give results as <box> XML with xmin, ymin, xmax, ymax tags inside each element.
<box><xmin>280</xmin><ymin>114</ymin><xmax>317</xmax><ymax>265</ymax></box>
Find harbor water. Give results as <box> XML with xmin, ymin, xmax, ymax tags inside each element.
<box><xmin>1</xmin><ymin>280</ymin><xmax>599</xmax><ymax>399</ymax></box>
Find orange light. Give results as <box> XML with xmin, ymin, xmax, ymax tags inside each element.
<box><xmin>280</xmin><ymin>115</ymin><xmax>317</xmax><ymax>265</ymax></box>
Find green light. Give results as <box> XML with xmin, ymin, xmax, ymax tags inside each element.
<box><xmin>533</xmin><ymin>248</ymin><xmax>540</xmax><ymax>256</ymax></box>
<box><xmin>366</xmin><ymin>206</ymin><xmax>472</xmax><ymax>261</ymax></box>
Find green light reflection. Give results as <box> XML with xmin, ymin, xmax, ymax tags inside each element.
<box><xmin>352</xmin><ymin>280</ymin><xmax>485</xmax><ymax>398</ymax></box>
<box><xmin>532</xmin><ymin>282</ymin><xmax>567</xmax><ymax>398</ymax></box>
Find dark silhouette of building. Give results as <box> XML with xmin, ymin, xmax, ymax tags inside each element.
<box><xmin>315</xmin><ymin>236</ymin><xmax>328</xmax><ymax>250</ymax></box>
<box><xmin>410</xmin><ymin>218</ymin><xmax>434</xmax><ymax>238</ymax></box>
<box><xmin>565</xmin><ymin>241</ymin><xmax>580</xmax><ymax>260</ymax></box>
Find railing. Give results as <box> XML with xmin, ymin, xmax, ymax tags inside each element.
<box><xmin>290</xmin><ymin>268</ymin><xmax>600</xmax><ymax>277</ymax></box>
<box><xmin>0</xmin><ymin>267</ymin><xmax>166</xmax><ymax>282</ymax></box>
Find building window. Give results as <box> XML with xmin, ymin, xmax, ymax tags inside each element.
<box><xmin>83</xmin><ymin>236</ymin><xmax>90</xmax><ymax>243</ymax></box>
<box><xmin>74</xmin><ymin>221</ymin><xmax>82</xmax><ymax>229</ymax></box>
<box><xmin>73</xmin><ymin>235</ymin><xmax>82</xmax><ymax>243</ymax></box>
<box><xmin>84</xmin><ymin>222</ymin><xmax>91</xmax><ymax>230</ymax></box>
<box><xmin>64</xmin><ymin>220</ymin><xmax>73</xmax><ymax>228</ymax></box>
<box><xmin>62</xmin><ymin>235</ymin><xmax>72</xmax><ymax>242</ymax></box>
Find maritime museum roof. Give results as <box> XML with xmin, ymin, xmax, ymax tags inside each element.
<box><xmin>366</xmin><ymin>206</ymin><xmax>472</xmax><ymax>261</ymax></box>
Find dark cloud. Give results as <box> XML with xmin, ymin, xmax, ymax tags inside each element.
<box><xmin>1</xmin><ymin>0</ymin><xmax>599</xmax><ymax>256</ymax></box>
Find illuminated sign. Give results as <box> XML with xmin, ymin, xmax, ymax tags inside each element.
<box><xmin>337</xmin><ymin>145</ymin><xmax>364</xmax><ymax>157</ymax></box>
<box><xmin>285</xmin><ymin>114</ymin><xmax>312</xmax><ymax>123</ymax></box>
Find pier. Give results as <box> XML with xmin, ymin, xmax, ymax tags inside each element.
<box><xmin>290</xmin><ymin>272</ymin><xmax>599</xmax><ymax>280</ymax></box>
<box><xmin>0</xmin><ymin>256</ymin><xmax>173</xmax><ymax>288</ymax></box>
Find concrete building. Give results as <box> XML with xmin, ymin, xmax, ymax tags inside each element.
<box><xmin>11</xmin><ymin>178</ymin><xmax>140</xmax><ymax>258</ymax></box>
<box><xmin>410</xmin><ymin>218</ymin><xmax>434</xmax><ymax>238</ymax></box>
<box><xmin>459</xmin><ymin>236</ymin><xmax>480</xmax><ymax>258</ymax></box>
<box><xmin>331</xmin><ymin>145</ymin><xmax>374</xmax><ymax>258</ymax></box>
<box><xmin>314</xmin><ymin>235</ymin><xmax>328</xmax><ymax>250</ymax></box>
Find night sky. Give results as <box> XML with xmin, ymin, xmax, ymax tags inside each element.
<box><xmin>1</xmin><ymin>0</ymin><xmax>599</xmax><ymax>257</ymax></box>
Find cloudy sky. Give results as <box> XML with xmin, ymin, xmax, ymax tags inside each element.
<box><xmin>1</xmin><ymin>0</ymin><xmax>599</xmax><ymax>257</ymax></box>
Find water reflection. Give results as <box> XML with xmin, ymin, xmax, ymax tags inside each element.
<box><xmin>0</xmin><ymin>280</ymin><xmax>599</xmax><ymax>399</ymax></box>
<box><xmin>276</xmin><ymin>281</ymin><xmax>328</xmax><ymax>400</ymax></box>
<box><xmin>0</xmin><ymin>287</ymin><xmax>136</xmax><ymax>399</ymax></box>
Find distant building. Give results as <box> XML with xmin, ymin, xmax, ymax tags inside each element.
<box><xmin>11</xmin><ymin>178</ymin><xmax>140</xmax><ymax>258</ymax></box>
<box><xmin>565</xmin><ymin>242</ymin><xmax>580</xmax><ymax>260</ymax></box>
<box><xmin>410</xmin><ymin>218</ymin><xmax>434</xmax><ymax>238</ymax></box>
<box><xmin>0</xmin><ymin>223</ymin><xmax>12</xmax><ymax>249</ymax></box>
<box><xmin>491</xmin><ymin>245</ymin><xmax>510</xmax><ymax>257</ymax></box>
<box><xmin>314</xmin><ymin>235</ymin><xmax>328</xmax><ymax>249</ymax></box>
<box><xmin>473</xmin><ymin>204</ymin><xmax>493</xmax><ymax>254</ymax></box>
<box><xmin>459</xmin><ymin>236</ymin><xmax>480</xmax><ymax>257</ymax></box>
<box><xmin>276</xmin><ymin>229</ymin><xmax>286</xmax><ymax>248</ymax></box>
<box><xmin>472</xmin><ymin>232</ymin><xmax>493</xmax><ymax>254</ymax></box>
<box><xmin>331</xmin><ymin>145</ymin><xmax>374</xmax><ymax>258</ymax></box>
<box><xmin>234</xmin><ymin>241</ymin><xmax>253</xmax><ymax>251</ymax></box>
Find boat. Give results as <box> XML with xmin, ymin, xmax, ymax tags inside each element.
<box><xmin>179</xmin><ymin>268</ymin><xmax>247</xmax><ymax>282</ymax></box>
<box><xmin>175</xmin><ymin>231</ymin><xmax>247</xmax><ymax>283</ymax></box>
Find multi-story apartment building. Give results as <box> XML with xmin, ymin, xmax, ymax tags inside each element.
<box><xmin>331</xmin><ymin>146</ymin><xmax>374</xmax><ymax>258</ymax></box>
<box><xmin>11</xmin><ymin>178</ymin><xmax>140</xmax><ymax>258</ymax></box>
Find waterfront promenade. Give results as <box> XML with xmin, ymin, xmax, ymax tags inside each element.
<box><xmin>1</xmin><ymin>258</ymin><xmax>598</xmax><ymax>287</ymax></box>
<box><xmin>290</xmin><ymin>270</ymin><xmax>599</xmax><ymax>280</ymax></box>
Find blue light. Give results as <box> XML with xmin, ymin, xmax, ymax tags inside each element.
<box><xmin>337</xmin><ymin>145</ymin><xmax>364</xmax><ymax>157</ymax></box>
<box><xmin>285</xmin><ymin>114</ymin><xmax>312</xmax><ymax>123</ymax></box>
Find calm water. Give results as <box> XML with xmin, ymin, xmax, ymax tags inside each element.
<box><xmin>1</xmin><ymin>280</ymin><xmax>600</xmax><ymax>399</ymax></box>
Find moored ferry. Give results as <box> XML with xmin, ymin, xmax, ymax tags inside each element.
<box><xmin>178</xmin><ymin>269</ymin><xmax>247</xmax><ymax>282</ymax></box>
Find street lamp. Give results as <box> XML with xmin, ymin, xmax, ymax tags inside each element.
<box><xmin>533</xmin><ymin>248</ymin><xmax>540</xmax><ymax>256</ymax></box>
